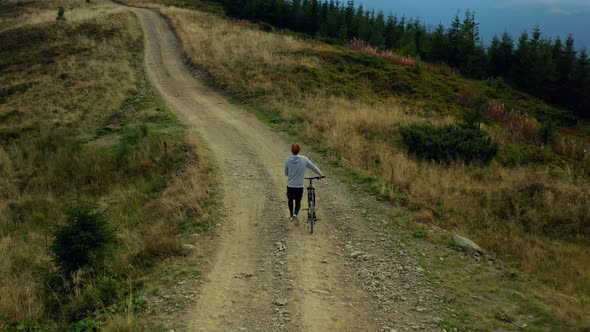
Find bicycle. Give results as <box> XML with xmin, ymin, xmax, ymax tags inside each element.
<box><xmin>305</xmin><ymin>176</ymin><xmax>324</xmax><ymax>234</ymax></box>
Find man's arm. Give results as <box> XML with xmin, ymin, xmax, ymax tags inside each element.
<box><xmin>285</xmin><ymin>160</ymin><xmax>289</xmax><ymax>176</ymax></box>
<box><xmin>305</xmin><ymin>157</ymin><xmax>324</xmax><ymax>177</ymax></box>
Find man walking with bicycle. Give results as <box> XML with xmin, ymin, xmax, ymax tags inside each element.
<box><xmin>285</xmin><ymin>143</ymin><xmax>325</xmax><ymax>225</ymax></box>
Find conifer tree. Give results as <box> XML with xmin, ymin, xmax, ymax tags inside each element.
<box><xmin>447</xmin><ymin>13</ymin><xmax>462</xmax><ymax>67</ymax></box>
<box><xmin>488</xmin><ymin>35</ymin><xmax>503</xmax><ymax>77</ymax></box>
<box><xmin>369</xmin><ymin>11</ymin><xmax>386</xmax><ymax>48</ymax></box>
<box><xmin>574</xmin><ymin>49</ymin><xmax>590</xmax><ymax>117</ymax></box>
<box><xmin>384</xmin><ymin>15</ymin><xmax>398</xmax><ymax>49</ymax></box>
<box><xmin>217</xmin><ymin>0</ymin><xmax>587</xmax><ymax>118</ymax></box>
<box><xmin>513</xmin><ymin>32</ymin><xmax>532</xmax><ymax>89</ymax></box>
<box><xmin>429</xmin><ymin>23</ymin><xmax>448</xmax><ymax>63</ymax></box>
<box><xmin>499</xmin><ymin>32</ymin><xmax>514</xmax><ymax>75</ymax></box>
<box><xmin>556</xmin><ymin>35</ymin><xmax>577</xmax><ymax>105</ymax></box>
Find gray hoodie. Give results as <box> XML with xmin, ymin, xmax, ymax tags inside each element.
<box><xmin>285</xmin><ymin>155</ymin><xmax>323</xmax><ymax>188</ymax></box>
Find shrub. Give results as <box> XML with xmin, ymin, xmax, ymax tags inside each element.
<box><xmin>539</xmin><ymin>121</ymin><xmax>558</xmax><ymax>145</ymax></box>
<box><xmin>258</xmin><ymin>21</ymin><xmax>273</xmax><ymax>32</ymax></box>
<box><xmin>583</xmin><ymin>157</ymin><xmax>590</xmax><ymax>176</ymax></box>
<box><xmin>400</xmin><ymin>123</ymin><xmax>498</xmax><ymax>164</ymax></box>
<box><xmin>16</xmin><ymin>321</ymin><xmax>41</xmax><ymax>332</ymax></box>
<box><xmin>68</xmin><ymin>318</ymin><xmax>100</xmax><ymax>332</ymax></box>
<box><xmin>461</xmin><ymin>96</ymin><xmax>489</xmax><ymax>129</ymax></box>
<box><xmin>413</xmin><ymin>59</ymin><xmax>424</xmax><ymax>76</ymax></box>
<box><xmin>534</xmin><ymin>107</ymin><xmax>578</xmax><ymax>127</ymax></box>
<box><xmin>56</xmin><ymin>7</ymin><xmax>66</xmax><ymax>21</ymax></box>
<box><xmin>499</xmin><ymin>144</ymin><xmax>558</xmax><ymax>166</ymax></box>
<box><xmin>50</xmin><ymin>201</ymin><xmax>115</xmax><ymax>276</ymax></box>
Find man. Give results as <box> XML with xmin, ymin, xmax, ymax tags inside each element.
<box><xmin>284</xmin><ymin>143</ymin><xmax>325</xmax><ymax>225</ymax></box>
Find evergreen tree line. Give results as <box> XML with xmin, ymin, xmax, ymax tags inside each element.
<box><xmin>222</xmin><ymin>0</ymin><xmax>590</xmax><ymax>118</ymax></box>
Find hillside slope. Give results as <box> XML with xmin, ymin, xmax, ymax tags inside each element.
<box><xmin>125</xmin><ymin>5</ymin><xmax>444</xmax><ymax>331</ymax></box>
<box><xmin>0</xmin><ymin>2</ymin><xmax>216</xmax><ymax>329</ymax></box>
<box><xmin>155</xmin><ymin>6</ymin><xmax>589</xmax><ymax>330</ymax></box>
<box><xmin>3</xmin><ymin>0</ymin><xmax>589</xmax><ymax>330</ymax></box>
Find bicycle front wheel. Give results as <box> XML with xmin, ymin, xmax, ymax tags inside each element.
<box><xmin>308</xmin><ymin>204</ymin><xmax>315</xmax><ymax>234</ymax></box>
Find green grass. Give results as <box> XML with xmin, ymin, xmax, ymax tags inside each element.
<box><xmin>0</xmin><ymin>8</ymin><xmax>218</xmax><ymax>329</ymax></box>
<box><xmin>577</xmin><ymin>119</ymin><xmax>590</xmax><ymax>136</ymax></box>
<box><xmin>259</xmin><ymin>46</ymin><xmax>567</xmax><ymax>121</ymax></box>
<box><xmin>163</xmin><ymin>0</ymin><xmax>223</xmax><ymax>13</ymax></box>
<box><xmin>302</xmin><ymin>155</ymin><xmax>561</xmax><ymax>331</ymax></box>
<box><xmin>414</xmin><ymin>242</ymin><xmax>559</xmax><ymax>331</ymax></box>
<box><xmin>146</xmin><ymin>6</ymin><xmax>590</xmax><ymax>329</ymax></box>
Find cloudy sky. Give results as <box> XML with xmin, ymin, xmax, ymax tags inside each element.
<box><xmin>359</xmin><ymin>0</ymin><xmax>590</xmax><ymax>49</ymax></box>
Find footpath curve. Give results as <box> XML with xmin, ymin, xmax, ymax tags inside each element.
<box><xmin>121</xmin><ymin>4</ymin><xmax>440</xmax><ymax>331</ymax></box>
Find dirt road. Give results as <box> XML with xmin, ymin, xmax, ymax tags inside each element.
<box><xmin>125</xmin><ymin>5</ymin><xmax>440</xmax><ymax>331</ymax></box>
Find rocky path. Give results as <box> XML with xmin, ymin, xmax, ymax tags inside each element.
<box><xmin>122</xmin><ymin>4</ymin><xmax>441</xmax><ymax>331</ymax></box>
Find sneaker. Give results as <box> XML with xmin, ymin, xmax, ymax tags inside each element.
<box><xmin>288</xmin><ymin>216</ymin><xmax>294</xmax><ymax>222</ymax></box>
<box><xmin>293</xmin><ymin>215</ymin><xmax>299</xmax><ymax>226</ymax></box>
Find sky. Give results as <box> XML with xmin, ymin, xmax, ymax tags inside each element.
<box><xmin>358</xmin><ymin>0</ymin><xmax>590</xmax><ymax>49</ymax></box>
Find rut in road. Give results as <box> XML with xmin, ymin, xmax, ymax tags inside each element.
<box><xmin>122</xmin><ymin>4</ymin><xmax>440</xmax><ymax>331</ymax></box>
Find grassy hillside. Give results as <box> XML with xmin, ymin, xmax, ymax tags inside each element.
<box><xmin>0</xmin><ymin>3</ymin><xmax>217</xmax><ymax>330</ymax></box>
<box><xmin>157</xmin><ymin>7</ymin><xmax>590</xmax><ymax>329</ymax></box>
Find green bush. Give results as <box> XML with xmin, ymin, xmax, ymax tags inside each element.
<box><xmin>499</xmin><ymin>144</ymin><xmax>558</xmax><ymax>166</ymax></box>
<box><xmin>400</xmin><ymin>123</ymin><xmax>498</xmax><ymax>164</ymax></box>
<box><xmin>51</xmin><ymin>201</ymin><xmax>115</xmax><ymax>276</ymax></box>
<box><xmin>584</xmin><ymin>157</ymin><xmax>590</xmax><ymax>176</ymax></box>
<box><xmin>461</xmin><ymin>95</ymin><xmax>489</xmax><ymax>129</ymax></box>
<box><xmin>258</xmin><ymin>21</ymin><xmax>273</xmax><ymax>32</ymax></box>
<box><xmin>56</xmin><ymin>6</ymin><xmax>66</xmax><ymax>21</ymax></box>
<box><xmin>534</xmin><ymin>107</ymin><xmax>577</xmax><ymax>127</ymax></box>
<box><xmin>539</xmin><ymin>121</ymin><xmax>558</xmax><ymax>145</ymax></box>
<box><xmin>413</xmin><ymin>60</ymin><xmax>424</xmax><ymax>76</ymax></box>
<box><xmin>68</xmin><ymin>318</ymin><xmax>100</xmax><ymax>332</ymax></box>
<box><xmin>16</xmin><ymin>322</ymin><xmax>41</xmax><ymax>332</ymax></box>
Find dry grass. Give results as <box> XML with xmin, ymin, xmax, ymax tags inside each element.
<box><xmin>101</xmin><ymin>313</ymin><xmax>141</xmax><ymax>332</ymax></box>
<box><xmin>161</xmin><ymin>7</ymin><xmax>590</xmax><ymax>328</ymax></box>
<box><xmin>0</xmin><ymin>4</ymin><xmax>127</xmax><ymax>33</ymax></box>
<box><xmin>0</xmin><ymin>2</ymin><xmax>217</xmax><ymax>328</ymax></box>
<box><xmin>0</xmin><ymin>234</ymin><xmax>48</xmax><ymax>328</ymax></box>
<box><xmin>0</xmin><ymin>8</ymin><xmax>139</xmax><ymax>326</ymax></box>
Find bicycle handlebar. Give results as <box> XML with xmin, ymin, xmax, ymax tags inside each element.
<box><xmin>305</xmin><ymin>176</ymin><xmax>326</xmax><ymax>180</ymax></box>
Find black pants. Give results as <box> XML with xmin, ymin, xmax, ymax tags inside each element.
<box><xmin>287</xmin><ymin>186</ymin><xmax>304</xmax><ymax>217</ymax></box>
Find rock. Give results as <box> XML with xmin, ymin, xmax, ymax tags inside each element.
<box><xmin>274</xmin><ymin>298</ymin><xmax>288</xmax><ymax>306</ymax></box>
<box><xmin>452</xmin><ymin>235</ymin><xmax>484</xmax><ymax>254</ymax></box>
<box><xmin>235</xmin><ymin>272</ymin><xmax>254</xmax><ymax>279</ymax></box>
<box><xmin>182</xmin><ymin>244</ymin><xmax>196</xmax><ymax>251</ymax></box>
<box><xmin>350</xmin><ymin>251</ymin><xmax>364</xmax><ymax>259</ymax></box>
<box><xmin>275</xmin><ymin>242</ymin><xmax>286</xmax><ymax>251</ymax></box>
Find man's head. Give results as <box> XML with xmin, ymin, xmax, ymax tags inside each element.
<box><xmin>291</xmin><ymin>143</ymin><xmax>301</xmax><ymax>155</ymax></box>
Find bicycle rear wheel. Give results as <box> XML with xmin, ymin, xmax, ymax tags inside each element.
<box><xmin>307</xmin><ymin>187</ymin><xmax>316</xmax><ymax>234</ymax></box>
